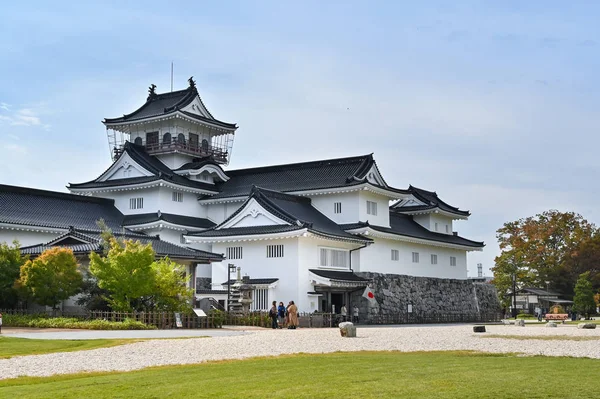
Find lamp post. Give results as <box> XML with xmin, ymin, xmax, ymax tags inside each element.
<box><xmin>226</xmin><ymin>263</ymin><xmax>236</xmax><ymax>313</ymax></box>
<box><xmin>545</xmin><ymin>280</ymin><xmax>550</xmax><ymax>313</ymax></box>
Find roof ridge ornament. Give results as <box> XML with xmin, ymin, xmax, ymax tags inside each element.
<box><xmin>188</xmin><ymin>76</ymin><xmax>197</xmax><ymax>91</ymax></box>
<box><xmin>147</xmin><ymin>84</ymin><xmax>157</xmax><ymax>101</ymax></box>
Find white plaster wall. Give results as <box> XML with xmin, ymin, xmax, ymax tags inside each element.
<box><xmin>210</xmin><ymin>238</ymin><xmax>299</xmax><ymax>308</ymax></box>
<box><xmin>358</xmin><ymin>191</ymin><xmax>391</xmax><ymax>227</ymax></box>
<box><xmin>206</xmin><ymin>202</ymin><xmax>243</xmax><ymax>224</ymax></box>
<box><xmin>156</xmin><ymin>187</ymin><xmax>207</xmax><ymax>218</ymax></box>
<box><xmin>359</xmin><ymin>237</ymin><xmax>468</xmax><ymax>279</ymax></box>
<box><xmin>155</xmin><ymin>153</ymin><xmax>193</xmax><ymax>170</ymax></box>
<box><xmin>413</xmin><ymin>214</ymin><xmax>455</xmax><ymax>234</ymax></box>
<box><xmin>96</xmin><ymin>188</ymin><xmax>158</xmax><ymax>215</ymax></box>
<box><xmin>0</xmin><ymin>229</ymin><xmax>63</xmax><ymax>247</ymax></box>
<box><xmin>309</xmin><ymin>192</ymin><xmax>360</xmax><ymax>225</ymax></box>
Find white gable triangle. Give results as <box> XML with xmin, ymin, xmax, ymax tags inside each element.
<box><xmin>365</xmin><ymin>164</ymin><xmax>387</xmax><ymax>186</ymax></box>
<box><xmin>218</xmin><ymin>198</ymin><xmax>290</xmax><ymax>229</ymax></box>
<box><xmin>98</xmin><ymin>152</ymin><xmax>155</xmax><ymax>182</ymax></box>
<box><xmin>182</xmin><ymin>97</ymin><xmax>212</xmax><ymax>119</ymax></box>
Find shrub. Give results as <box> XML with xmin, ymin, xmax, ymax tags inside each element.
<box><xmin>516</xmin><ymin>313</ymin><xmax>538</xmax><ymax>319</ymax></box>
<box><xmin>3</xmin><ymin>314</ymin><xmax>156</xmax><ymax>330</ymax></box>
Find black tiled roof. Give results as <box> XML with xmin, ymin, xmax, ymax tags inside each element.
<box><xmin>174</xmin><ymin>160</ymin><xmax>224</xmax><ymax>172</ymax></box>
<box><xmin>103</xmin><ymin>85</ymin><xmax>236</xmax><ymax>129</ymax></box>
<box><xmin>196</xmin><ymin>289</ymin><xmax>228</xmax><ymax>295</ymax></box>
<box><xmin>309</xmin><ymin>269</ymin><xmax>370</xmax><ymax>282</ymax></box>
<box><xmin>222</xmin><ymin>278</ymin><xmax>279</xmax><ymax>285</ymax></box>
<box><xmin>392</xmin><ymin>186</ymin><xmax>470</xmax><ymax>217</ymax></box>
<box><xmin>69</xmin><ymin>142</ymin><xmax>219</xmax><ymax>192</ymax></box>
<box><xmin>188</xmin><ymin>225</ymin><xmax>302</xmax><ymax>237</ymax></box>
<box><xmin>342</xmin><ymin>213</ymin><xmax>484</xmax><ymax>248</ymax></box>
<box><xmin>20</xmin><ymin>229</ymin><xmax>223</xmax><ymax>261</ymax></box>
<box><xmin>123</xmin><ymin>213</ymin><xmax>215</xmax><ymax>229</ymax></box>
<box><xmin>0</xmin><ymin>184</ymin><xmax>124</xmax><ymax>232</ymax></box>
<box><xmin>191</xmin><ymin>187</ymin><xmax>370</xmax><ymax>243</ymax></box>
<box><xmin>209</xmin><ymin>154</ymin><xmax>405</xmax><ymax>200</ymax></box>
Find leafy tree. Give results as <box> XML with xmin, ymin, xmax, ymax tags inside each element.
<box><xmin>75</xmin><ymin>276</ymin><xmax>111</xmax><ymax>311</ymax></box>
<box><xmin>0</xmin><ymin>241</ymin><xmax>26</xmax><ymax>308</ymax></box>
<box><xmin>18</xmin><ymin>247</ymin><xmax>83</xmax><ymax>310</ymax></box>
<box><xmin>563</xmin><ymin>232</ymin><xmax>600</xmax><ymax>293</ymax></box>
<box><xmin>572</xmin><ymin>272</ymin><xmax>596</xmax><ymax>318</ymax></box>
<box><xmin>150</xmin><ymin>257</ymin><xmax>193</xmax><ymax>312</ymax></box>
<box><xmin>89</xmin><ymin>238</ymin><xmax>155</xmax><ymax>311</ymax></box>
<box><xmin>492</xmin><ymin>210</ymin><xmax>595</xmax><ymax>300</ymax></box>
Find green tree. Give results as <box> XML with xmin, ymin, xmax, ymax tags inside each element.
<box><xmin>89</xmin><ymin>238</ymin><xmax>155</xmax><ymax>311</ymax></box>
<box><xmin>572</xmin><ymin>272</ymin><xmax>596</xmax><ymax>318</ymax></box>
<box><xmin>492</xmin><ymin>210</ymin><xmax>595</xmax><ymax>301</ymax></box>
<box><xmin>563</xmin><ymin>232</ymin><xmax>600</xmax><ymax>293</ymax></box>
<box><xmin>0</xmin><ymin>241</ymin><xmax>26</xmax><ymax>308</ymax></box>
<box><xmin>150</xmin><ymin>257</ymin><xmax>193</xmax><ymax>312</ymax></box>
<box><xmin>18</xmin><ymin>247</ymin><xmax>83</xmax><ymax>310</ymax></box>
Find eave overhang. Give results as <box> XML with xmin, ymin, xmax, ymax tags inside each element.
<box><xmin>392</xmin><ymin>207</ymin><xmax>470</xmax><ymax>220</ymax></box>
<box><xmin>69</xmin><ymin>179</ymin><xmax>218</xmax><ymax>196</ymax></box>
<box><xmin>345</xmin><ymin>227</ymin><xmax>484</xmax><ymax>251</ymax></box>
<box><xmin>103</xmin><ymin>111</ymin><xmax>237</xmax><ymax>134</ymax></box>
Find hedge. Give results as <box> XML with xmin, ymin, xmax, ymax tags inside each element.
<box><xmin>3</xmin><ymin>314</ymin><xmax>156</xmax><ymax>330</ymax></box>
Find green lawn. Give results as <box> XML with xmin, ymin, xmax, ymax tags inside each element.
<box><xmin>1</xmin><ymin>351</ymin><xmax>600</xmax><ymax>398</ymax></box>
<box><xmin>0</xmin><ymin>336</ymin><xmax>140</xmax><ymax>359</ymax></box>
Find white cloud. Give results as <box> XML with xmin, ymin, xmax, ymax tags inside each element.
<box><xmin>0</xmin><ymin>106</ymin><xmax>48</xmax><ymax>128</ymax></box>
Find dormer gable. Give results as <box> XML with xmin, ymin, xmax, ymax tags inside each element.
<box><xmin>218</xmin><ymin>197</ymin><xmax>290</xmax><ymax>228</ymax></box>
<box><xmin>97</xmin><ymin>151</ymin><xmax>155</xmax><ymax>182</ymax></box>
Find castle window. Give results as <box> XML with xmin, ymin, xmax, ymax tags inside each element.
<box><xmin>251</xmin><ymin>288</ymin><xmax>269</xmax><ymax>311</ymax></box>
<box><xmin>435</xmin><ymin>222</ymin><xmax>438</xmax><ymax>231</ymax></box>
<box><xmin>367</xmin><ymin>201</ymin><xmax>377</xmax><ymax>216</ymax></box>
<box><xmin>450</xmin><ymin>256</ymin><xmax>457</xmax><ymax>266</ymax></box>
<box><xmin>146</xmin><ymin>132</ymin><xmax>158</xmax><ymax>148</ymax></box>
<box><xmin>226</xmin><ymin>246</ymin><xmax>243</xmax><ymax>260</ymax></box>
<box><xmin>334</xmin><ymin>202</ymin><xmax>342</xmax><ymax>214</ymax></box>
<box><xmin>391</xmin><ymin>249</ymin><xmax>399</xmax><ymax>261</ymax></box>
<box><xmin>177</xmin><ymin>133</ymin><xmax>186</xmax><ymax>145</ymax></box>
<box><xmin>172</xmin><ymin>192</ymin><xmax>183</xmax><ymax>202</ymax></box>
<box><xmin>163</xmin><ymin>132</ymin><xmax>172</xmax><ymax>145</ymax></box>
<box><xmin>446</xmin><ymin>225</ymin><xmax>450</xmax><ymax>233</ymax></box>
<box><xmin>189</xmin><ymin>133</ymin><xmax>199</xmax><ymax>150</ymax></box>
<box><xmin>266</xmin><ymin>244</ymin><xmax>284</xmax><ymax>258</ymax></box>
<box><xmin>319</xmin><ymin>248</ymin><xmax>348</xmax><ymax>268</ymax></box>
<box><xmin>129</xmin><ymin>197</ymin><xmax>143</xmax><ymax>209</ymax></box>
<box><xmin>202</xmin><ymin>139</ymin><xmax>209</xmax><ymax>152</ymax></box>
<box><xmin>431</xmin><ymin>254</ymin><xmax>438</xmax><ymax>265</ymax></box>
<box><xmin>412</xmin><ymin>252</ymin><xmax>419</xmax><ymax>263</ymax></box>
<box><xmin>133</xmin><ymin>137</ymin><xmax>143</xmax><ymax>146</ymax></box>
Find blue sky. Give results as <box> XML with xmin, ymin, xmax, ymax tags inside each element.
<box><xmin>1</xmin><ymin>1</ymin><xmax>599</xmax><ymax>276</ymax></box>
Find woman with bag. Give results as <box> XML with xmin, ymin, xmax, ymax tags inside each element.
<box><xmin>287</xmin><ymin>301</ymin><xmax>298</xmax><ymax>329</ymax></box>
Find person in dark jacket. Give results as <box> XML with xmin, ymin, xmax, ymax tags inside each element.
<box><xmin>277</xmin><ymin>302</ymin><xmax>286</xmax><ymax>329</ymax></box>
<box><xmin>269</xmin><ymin>301</ymin><xmax>278</xmax><ymax>329</ymax></box>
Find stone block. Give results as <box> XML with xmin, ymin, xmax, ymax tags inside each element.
<box><xmin>515</xmin><ymin>319</ymin><xmax>525</xmax><ymax>327</ymax></box>
<box><xmin>501</xmin><ymin>319</ymin><xmax>512</xmax><ymax>325</ymax></box>
<box><xmin>546</xmin><ymin>322</ymin><xmax>557</xmax><ymax>328</ymax></box>
<box><xmin>473</xmin><ymin>325</ymin><xmax>486</xmax><ymax>333</ymax></box>
<box><xmin>577</xmin><ymin>323</ymin><xmax>597</xmax><ymax>329</ymax></box>
<box><xmin>339</xmin><ymin>322</ymin><xmax>356</xmax><ymax>337</ymax></box>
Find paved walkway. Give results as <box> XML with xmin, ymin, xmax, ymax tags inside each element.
<box><xmin>1</xmin><ymin>327</ymin><xmax>246</xmax><ymax>340</ymax></box>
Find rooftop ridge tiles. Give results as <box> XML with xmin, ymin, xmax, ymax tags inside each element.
<box><xmin>0</xmin><ymin>184</ymin><xmax>117</xmax><ymax>205</ymax></box>
<box><xmin>224</xmin><ymin>154</ymin><xmax>374</xmax><ymax>176</ymax></box>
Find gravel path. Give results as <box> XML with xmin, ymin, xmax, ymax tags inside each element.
<box><xmin>1</xmin><ymin>324</ymin><xmax>599</xmax><ymax>380</ymax></box>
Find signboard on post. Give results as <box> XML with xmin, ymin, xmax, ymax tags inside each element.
<box><xmin>174</xmin><ymin>312</ymin><xmax>183</xmax><ymax>328</ymax></box>
<box><xmin>193</xmin><ymin>308</ymin><xmax>207</xmax><ymax>317</ymax></box>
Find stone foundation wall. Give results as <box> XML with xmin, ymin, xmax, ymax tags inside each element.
<box><xmin>351</xmin><ymin>272</ymin><xmax>501</xmax><ymax>318</ymax></box>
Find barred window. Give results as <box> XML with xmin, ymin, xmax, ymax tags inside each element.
<box><xmin>391</xmin><ymin>249</ymin><xmax>399</xmax><ymax>261</ymax></box>
<box><xmin>334</xmin><ymin>202</ymin><xmax>342</xmax><ymax>214</ymax></box>
<box><xmin>450</xmin><ymin>256</ymin><xmax>457</xmax><ymax>266</ymax></box>
<box><xmin>319</xmin><ymin>248</ymin><xmax>348</xmax><ymax>268</ymax></box>
<box><xmin>226</xmin><ymin>247</ymin><xmax>243</xmax><ymax>260</ymax></box>
<box><xmin>367</xmin><ymin>200</ymin><xmax>378</xmax><ymax>215</ymax></box>
<box><xmin>431</xmin><ymin>254</ymin><xmax>438</xmax><ymax>265</ymax></box>
<box><xmin>412</xmin><ymin>252</ymin><xmax>419</xmax><ymax>263</ymax></box>
<box><xmin>251</xmin><ymin>288</ymin><xmax>269</xmax><ymax>311</ymax></box>
<box><xmin>446</xmin><ymin>225</ymin><xmax>450</xmax><ymax>233</ymax></box>
<box><xmin>266</xmin><ymin>244</ymin><xmax>284</xmax><ymax>258</ymax></box>
<box><xmin>129</xmin><ymin>197</ymin><xmax>143</xmax><ymax>209</ymax></box>
<box><xmin>172</xmin><ymin>192</ymin><xmax>183</xmax><ymax>202</ymax></box>
<box><xmin>435</xmin><ymin>222</ymin><xmax>438</xmax><ymax>231</ymax></box>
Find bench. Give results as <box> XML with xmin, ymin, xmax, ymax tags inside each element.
<box><xmin>544</xmin><ymin>313</ymin><xmax>569</xmax><ymax>322</ymax></box>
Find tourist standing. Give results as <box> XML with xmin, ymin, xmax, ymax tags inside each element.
<box><xmin>341</xmin><ymin>304</ymin><xmax>347</xmax><ymax>322</ymax></box>
<box><xmin>277</xmin><ymin>301</ymin><xmax>286</xmax><ymax>329</ymax></box>
<box><xmin>287</xmin><ymin>301</ymin><xmax>298</xmax><ymax>329</ymax></box>
<box><xmin>269</xmin><ymin>301</ymin><xmax>278</xmax><ymax>329</ymax></box>
<box><xmin>353</xmin><ymin>305</ymin><xmax>359</xmax><ymax>324</ymax></box>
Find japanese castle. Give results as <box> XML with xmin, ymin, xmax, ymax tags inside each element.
<box><xmin>0</xmin><ymin>78</ymin><xmax>484</xmax><ymax>313</ymax></box>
